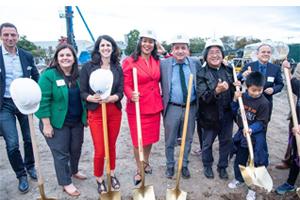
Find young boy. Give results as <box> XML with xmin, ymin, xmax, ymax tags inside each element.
<box><xmin>275</xmin><ymin>61</ymin><xmax>300</xmax><ymax>195</ymax></box>
<box><xmin>228</xmin><ymin>71</ymin><xmax>270</xmax><ymax>200</ymax></box>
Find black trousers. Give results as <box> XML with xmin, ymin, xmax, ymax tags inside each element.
<box><xmin>40</xmin><ymin>121</ymin><xmax>84</xmax><ymax>186</ymax></box>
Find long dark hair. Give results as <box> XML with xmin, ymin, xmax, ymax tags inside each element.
<box><xmin>132</xmin><ymin>37</ymin><xmax>159</xmax><ymax>62</ymax></box>
<box><xmin>91</xmin><ymin>35</ymin><xmax>120</xmax><ymax>66</ymax></box>
<box><xmin>49</xmin><ymin>44</ymin><xmax>79</xmax><ymax>87</ymax></box>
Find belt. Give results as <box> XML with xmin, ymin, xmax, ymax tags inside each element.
<box><xmin>169</xmin><ymin>100</ymin><xmax>196</xmax><ymax>108</ymax></box>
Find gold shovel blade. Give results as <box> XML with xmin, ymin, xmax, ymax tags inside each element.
<box><xmin>239</xmin><ymin>165</ymin><xmax>273</xmax><ymax>192</ymax></box>
<box><xmin>100</xmin><ymin>191</ymin><xmax>121</xmax><ymax>200</ymax></box>
<box><xmin>133</xmin><ymin>185</ymin><xmax>156</xmax><ymax>200</ymax></box>
<box><xmin>37</xmin><ymin>198</ymin><xmax>57</xmax><ymax>200</ymax></box>
<box><xmin>166</xmin><ymin>188</ymin><xmax>187</xmax><ymax>200</ymax></box>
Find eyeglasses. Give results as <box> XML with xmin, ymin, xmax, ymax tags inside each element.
<box><xmin>207</xmin><ymin>51</ymin><xmax>222</xmax><ymax>56</ymax></box>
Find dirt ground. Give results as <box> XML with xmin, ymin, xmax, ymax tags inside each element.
<box><xmin>1</xmin><ymin>89</ymin><xmax>300</xmax><ymax>200</ymax></box>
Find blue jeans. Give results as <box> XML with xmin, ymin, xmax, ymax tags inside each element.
<box><xmin>0</xmin><ymin>98</ymin><xmax>34</xmax><ymax>178</ymax></box>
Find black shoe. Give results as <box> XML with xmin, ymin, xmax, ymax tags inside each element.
<box><xmin>97</xmin><ymin>180</ymin><xmax>107</xmax><ymax>194</ymax></box>
<box><xmin>27</xmin><ymin>168</ymin><xmax>37</xmax><ymax>180</ymax></box>
<box><xmin>133</xmin><ymin>172</ymin><xmax>142</xmax><ymax>186</ymax></box>
<box><xmin>217</xmin><ymin>168</ymin><xmax>229</xmax><ymax>180</ymax></box>
<box><xmin>204</xmin><ymin>166</ymin><xmax>214</xmax><ymax>179</ymax></box>
<box><xmin>18</xmin><ymin>176</ymin><xmax>29</xmax><ymax>193</ymax></box>
<box><xmin>165</xmin><ymin>167</ymin><xmax>174</xmax><ymax>179</ymax></box>
<box><xmin>181</xmin><ymin>167</ymin><xmax>191</xmax><ymax>179</ymax></box>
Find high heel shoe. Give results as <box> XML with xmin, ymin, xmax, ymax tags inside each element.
<box><xmin>133</xmin><ymin>171</ymin><xmax>142</xmax><ymax>186</ymax></box>
<box><xmin>97</xmin><ymin>180</ymin><xmax>107</xmax><ymax>194</ymax></box>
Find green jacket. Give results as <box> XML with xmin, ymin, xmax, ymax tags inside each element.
<box><xmin>35</xmin><ymin>68</ymin><xmax>87</xmax><ymax>128</ymax></box>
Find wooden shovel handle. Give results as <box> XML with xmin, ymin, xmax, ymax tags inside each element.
<box><xmin>28</xmin><ymin>114</ymin><xmax>46</xmax><ymax>187</ymax></box>
<box><xmin>175</xmin><ymin>75</ymin><xmax>193</xmax><ymax>189</ymax></box>
<box><xmin>232</xmin><ymin>65</ymin><xmax>255</xmax><ymax>167</ymax></box>
<box><xmin>133</xmin><ymin>67</ymin><xmax>146</xmax><ymax>187</ymax></box>
<box><xmin>101</xmin><ymin>103</ymin><xmax>112</xmax><ymax>191</ymax></box>
<box><xmin>133</xmin><ymin>67</ymin><xmax>144</xmax><ymax>162</ymax></box>
<box><xmin>283</xmin><ymin>68</ymin><xmax>300</xmax><ymax>156</ymax></box>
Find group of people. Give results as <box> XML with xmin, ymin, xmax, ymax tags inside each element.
<box><xmin>1</xmin><ymin>22</ymin><xmax>300</xmax><ymax>200</ymax></box>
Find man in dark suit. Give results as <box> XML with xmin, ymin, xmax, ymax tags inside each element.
<box><xmin>238</xmin><ymin>43</ymin><xmax>284</xmax><ymax>118</ymax></box>
<box><xmin>0</xmin><ymin>22</ymin><xmax>39</xmax><ymax>193</ymax></box>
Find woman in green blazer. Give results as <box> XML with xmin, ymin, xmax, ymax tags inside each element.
<box><xmin>35</xmin><ymin>44</ymin><xmax>87</xmax><ymax>197</ymax></box>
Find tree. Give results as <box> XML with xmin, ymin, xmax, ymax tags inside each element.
<box><xmin>17</xmin><ymin>35</ymin><xmax>46</xmax><ymax>58</ymax></box>
<box><xmin>189</xmin><ymin>37</ymin><xmax>205</xmax><ymax>54</ymax></box>
<box><xmin>235</xmin><ymin>37</ymin><xmax>261</xmax><ymax>49</ymax></box>
<box><xmin>124</xmin><ymin>29</ymin><xmax>140</xmax><ymax>56</ymax></box>
<box><xmin>161</xmin><ymin>41</ymin><xmax>171</xmax><ymax>53</ymax></box>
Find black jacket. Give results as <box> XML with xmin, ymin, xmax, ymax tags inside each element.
<box><xmin>80</xmin><ymin>62</ymin><xmax>124</xmax><ymax>110</ymax></box>
<box><xmin>196</xmin><ymin>63</ymin><xmax>235</xmax><ymax>128</ymax></box>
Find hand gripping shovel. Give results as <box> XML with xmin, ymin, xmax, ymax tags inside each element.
<box><xmin>99</xmin><ymin>103</ymin><xmax>121</xmax><ymax>200</ymax></box>
<box><xmin>232</xmin><ymin>65</ymin><xmax>273</xmax><ymax>192</ymax></box>
<box><xmin>132</xmin><ymin>67</ymin><xmax>156</xmax><ymax>200</ymax></box>
<box><xmin>283</xmin><ymin>67</ymin><xmax>300</xmax><ymax>198</ymax></box>
<box><xmin>28</xmin><ymin>114</ymin><xmax>57</xmax><ymax>200</ymax></box>
<box><xmin>166</xmin><ymin>75</ymin><xmax>193</xmax><ymax>200</ymax></box>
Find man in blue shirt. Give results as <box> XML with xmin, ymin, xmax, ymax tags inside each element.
<box><xmin>0</xmin><ymin>22</ymin><xmax>39</xmax><ymax>193</ymax></box>
<box><xmin>160</xmin><ymin>34</ymin><xmax>200</xmax><ymax>179</ymax></box>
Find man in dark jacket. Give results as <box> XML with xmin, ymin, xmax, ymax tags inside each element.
<box><xmin>0</xmin><ymin>22</ymin><xmax>39</xmax><ymax>193</ymax></box>
<box><xmin>197</xmin><ymin>38</ymin><xmax>235</xmax><ymax>180</ymax></box>
<box><xmin>238</xmin><ymin>43</ymin><xmax>284</xmax><ymax>118</ymax></box>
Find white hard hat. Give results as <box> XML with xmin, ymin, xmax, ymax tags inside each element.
<box><xmin>10</xmin><ymin>78</ymin><xmax>42</xmax><ymax>115</ymax></box>
<box><xmin>205</xmin><ymin>38</ymin><xmax>224</xmax><ymax>49</ymax></box>
<box><xmin>170</xmin><ymin>34</ymin><xmax>189</xmax><ymax>44</ymax></box>
<box><xmin>89</xmin><ymin>68</ymin><xmax>113</xmax><ymax>99</ymax></box>
<box><xmin>139</xmin><ymin>29</ymin><xmax>157</xmax><ymax>41</ymax></box>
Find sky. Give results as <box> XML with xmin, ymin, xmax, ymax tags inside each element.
<box><xmin>1</xmin><ymin>0</ymin><xmax>300</xmax><ymax>44</ymax></box>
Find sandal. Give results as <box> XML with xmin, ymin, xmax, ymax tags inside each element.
<box><xmin>133</xmin><ymin>171</ymin><xmax>142</xmax><ymax>186</ymax></box>
<box><xmin>144</xmin><ymin>161</ymin><xmax>152</xmax><ymax>174</ymax></box>
<box><xmin>63</xmin><ymin>185</ymin><xmax>81</xmax><ymax>197</ymax></box>
<box><xmin>111</xmin><ymin>176</ymin><xmax>120</xmax><ymax>190</ymax></box>
<box><xmin>97</xmin><ymin>180</ymin><xmax>107</xmax><ymax>194</ymax></box>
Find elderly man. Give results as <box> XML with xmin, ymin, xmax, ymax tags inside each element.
<box><xmin>239</xmin><ymin>43</ymin><xmax>284</xmax><ymax>118</ymax></box>
<box><xmin>197</xmin><ymin>38</ymin><xmax>235</xmax><ymax>180</ymax></box>
<box><xmin>0</xmin><ymin>23</ymin><xmax>39</xmax><ymax>193</ymax></box>
<box><xmin>160</xmin><ymin>34</ymin><xmax>200</xmax><ymax>179</ymax></box>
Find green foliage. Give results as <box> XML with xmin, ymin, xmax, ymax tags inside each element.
<box><xmin>124</xmin><ymin>29</ymin><xmax>140</xmax><ymax>56</ymax></box>
<box><xmin>161</xmin><ymin>41</ymin><xmax>171</xmax><ymax>53</ymax></box>
<box><xmin>235</xmin><ymin>37</ymin><xmax>261</xmax><ymax>49</ymax></box>
<box><xmin>17</xmin><ymin>35</ymin><xmax>46</xmax><ymax>58</ymax></box>
<box><xmin>189</xmin><ymin>37</ymin><xmax>205</xmax><ymax>54</ymax></box>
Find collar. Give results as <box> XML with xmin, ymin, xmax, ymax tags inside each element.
<box><xmin>245</xmin><ymin>90</ymin><xmax>262</xmax><ymax>99</ymax></box>
<box><xmin>1</xmin><ymin>45</ymin><xmax>19</xmax><ymax>56</ymax></box>
<box><xmin>258</xmin><ymin>61</ymin><xmax>268</xmax><ymax>67</ymax></box>
<box><xmin>172</xmin><ymin>57</ymin><xmax>189</xmax><ymax>67</ymax></box>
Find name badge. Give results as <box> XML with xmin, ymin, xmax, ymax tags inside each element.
<box><xmin>56</xmin><ymin>79</ymin><xmax>66</xmax><ymax>87</ymax></box>
<box><xmin>267</xmin><ymin>76</ymin><xmax>275</xmax><ymax>83</ymax></box>
<box><xmin>27</xmin><ymin>66</ymin><xmax>32</xmax><ymax>70</ymax></box>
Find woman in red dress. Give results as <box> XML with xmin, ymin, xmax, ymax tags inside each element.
<box><xmin>122</xmin><ymin>30</ymin><xmax>163</xmax><ymax>185</ymax></box>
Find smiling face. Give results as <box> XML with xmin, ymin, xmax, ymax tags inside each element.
<box><xmin>247</xmin><ymin>85</ymin><xmax>264</xmax><ymax>98</ymax></box>
<box><xmin>206</xmin><ymin>46</ymin><xmax>223</xmax><ymax>68</ymax></box>
<box><xmin>99</xmin><ymin>39</ymin><xmax>113</xmax><ymax>59</ymax></box>
<box><xmin>140</xmin><ymin>37</ymin><xmax>155</xmax><ymax>57</ymax></box>
<box><xmin>257</xmin><ymin>45</ymin><xmax>272</xmax><ymax>64</ymax></box>
<box><xmin>0</xmin><ymin>27</ymin><xmax>19</xmax><ymax>51</ymax></box>
<box><xmin>57</xmin><ymin>48</ymin><xmax>75</xmax><ymax>73</ymax></box>
<box><xmin>172</xmin><ymin>43</ymin><xmax>189</xmax><ymax>63</ymax></box>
